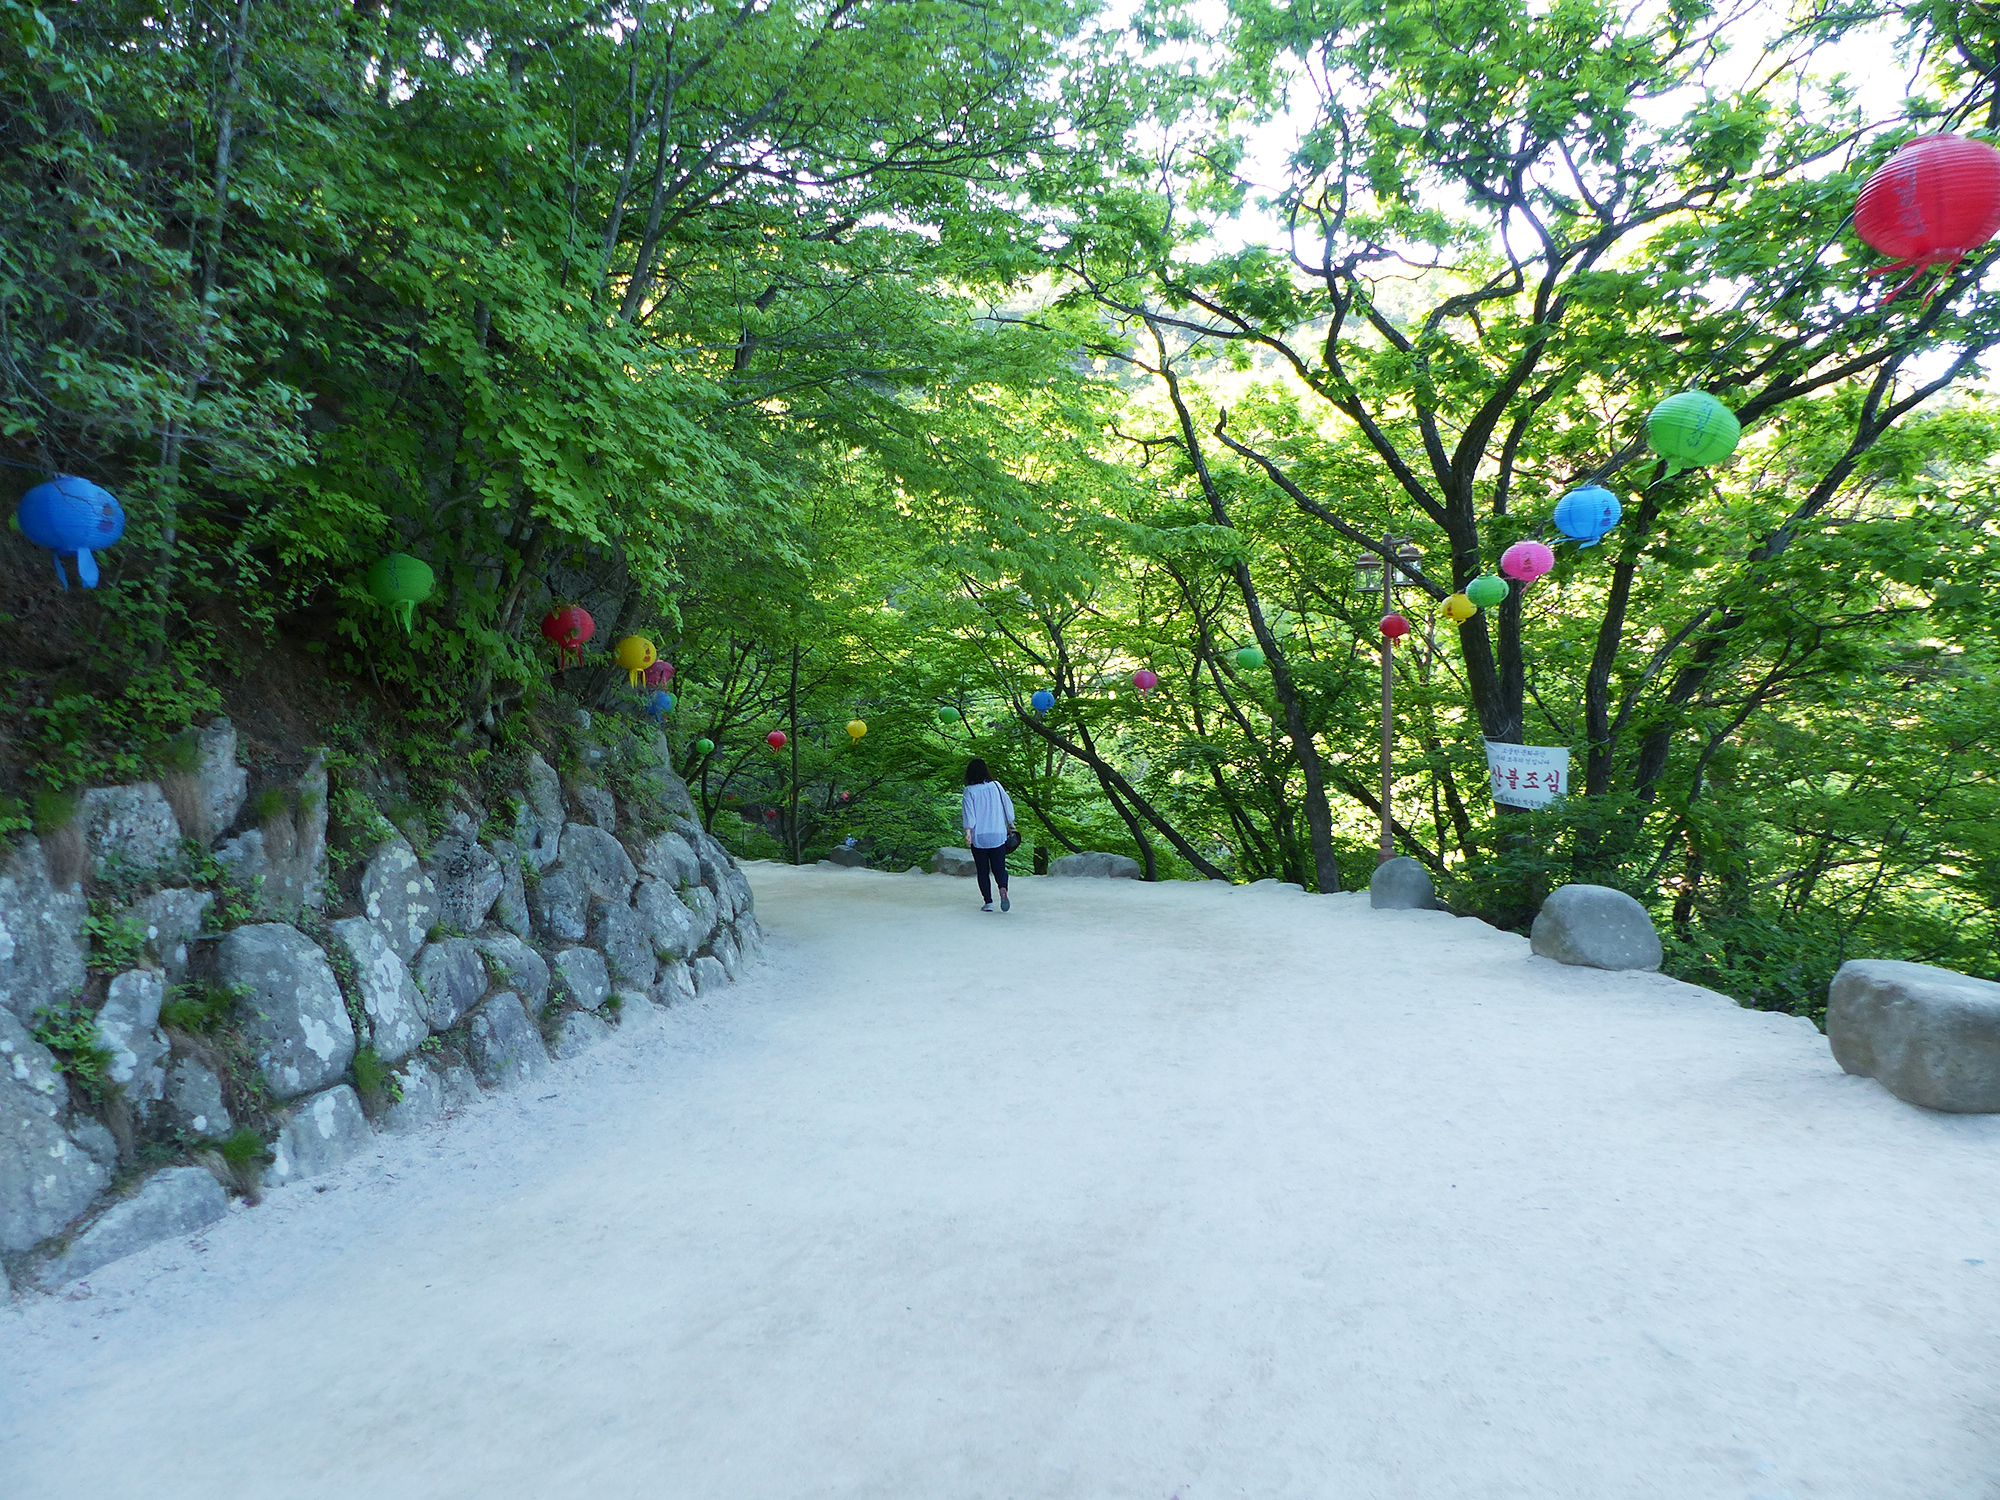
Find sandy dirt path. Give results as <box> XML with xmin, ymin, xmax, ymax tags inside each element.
<box><xmin>3</xmin><ymin>865</ymin><xmax>1997</xmax><ymax>1499</ymax></box>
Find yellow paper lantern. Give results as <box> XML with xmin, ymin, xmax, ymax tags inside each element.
<box><xmin>615</xmin><ymin>635</ymin><xmax>657</xmax><ymax>686</ymax></box>
<box><xmin>1443</xmin><ymin>593</ymin><xmax>1477</xmax><ymax>624</ymax></box>
<box><xmin>846</xmin><ymin>719</ymin><xmax>867</xmax><ymax>741</ymax></box>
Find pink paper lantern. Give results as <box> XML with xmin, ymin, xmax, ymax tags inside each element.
<box><xmin>1500</xmin><ymin>540</ymin><xmax>1555</xmax><ymax>582</ymax></box>
<box><xmin>1131</xmin><ymin>669</ymin><xmax>1159</xmax><ymax>695</ymax></box>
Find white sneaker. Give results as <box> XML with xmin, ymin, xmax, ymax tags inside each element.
<box><xmin>980</xmin><ymin>902</ymin><xmax>994</xmax><ymax>912</ymax></box>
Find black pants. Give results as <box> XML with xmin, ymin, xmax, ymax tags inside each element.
<box><xmin>972</xmin><ymin>844</ymin><xmax>1009</xmax><ymax>901</ymax></box>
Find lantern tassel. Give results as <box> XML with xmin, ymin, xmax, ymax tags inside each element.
<box><xmin>51</xmin><ymin>554</ymin><xmax>68</xmax><ymax>591</ymax></box>
<box><xmin>75</xmin><ymin>549</ymin><xmax>98</xmax><ymax>588</ymax></box>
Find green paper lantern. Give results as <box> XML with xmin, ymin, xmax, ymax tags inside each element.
<box><xmin>1465</xmin><ymin>574</ymin><xmax>1509</xmax><ymax>609</ymax></box>
<box><xmin>1646</xmin><ymin>391</ymin><xmax>1740</xmax><ymax>475</ymax></box>
<box><xmin>364</xmin><ymin>552</ymin><xmax>434</xmax><ymax>634</ymax></box>
<box><xmin>694</xmin><ymin>737</ymin><xmax>715</xmax><ymax>755</ymax></box>
<box><xmin>1235</xmin><ymin>646</ymin><xmax>1266</xmax><ymax>671</ymax></box>
<box><xmin>937</xmin><ymin>706</ymin><xmax>961</xmax><ymax>722</ymax></box>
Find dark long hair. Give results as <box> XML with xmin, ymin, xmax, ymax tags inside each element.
<box><xmin>964</xmin><ymin>757</ymin><xmax>992</xmax><ymax>786</ymax></box>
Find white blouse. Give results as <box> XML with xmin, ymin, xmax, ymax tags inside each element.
<box><xmin>961</xmin><ymin>782</ymin><xmax>1016</xmax><ymax>848</ymax></box>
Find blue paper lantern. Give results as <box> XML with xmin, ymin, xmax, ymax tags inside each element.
<box><xmin>1030</xmin><ymin>689</ymin><xmax>1055</xmax><ymax>714</ymax></box>
<box><xmin>17</xmin><ymin>475</ymin><xmax>124</xmax><ymax>589</ymax></box>
<box><xmin>1553</xmin><ymin>485</ymin><xmax>1623</xmax><ymax>549</ymax></box>
<box><xmin>645</xmin><ymin>689</ymin><xmax>676</xmax><ymax>719</ymax></box>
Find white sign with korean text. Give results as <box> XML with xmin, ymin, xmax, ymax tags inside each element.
<box><xmin>1484</xmin><ymin>741</ymin><xmax>1571</xmax><ymax>808</ymax></box>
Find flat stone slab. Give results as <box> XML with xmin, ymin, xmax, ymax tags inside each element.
<box><xmin>36</xmin><ymin>1168</ymin><xmax>227</xmax><ymax>1287</ymax></box>
<box><xmin>1828</xmin><ymin>959</ymin><xmax>2000</xmax><ymax>1112</ymax></box>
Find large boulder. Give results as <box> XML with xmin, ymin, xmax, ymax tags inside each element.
<box><xmin>517</xmin><ymin>754</ymin><xmax>565</xmax><ymax>869</ymax></box>
<box><xmin>590</xmin><ymin>905</ymin><xmax>655</xmax><ymax>990</ymax></box>
<box><xmin>470</xmin><ymin>932</ymin><xmax>546</xmax><ymax>1012</ymax></box>
<box><xmin>264</xmin><ymin>1085</ymin><xmax>372</xmax><ymax>1186</ymax></box>
<box><xmin>932</xmin><ymin>847</ymin><xmax>976</xmax><ymax>877</ymax></box>
<box><xmin>712</xmin><ymin>926</ymin><xmax>743</xmax><ymax>980</ymax></box>
<box><xmin>0</xmin><ymin>1009</ymin><xmax>109</xmax><ymax>1252</ymax></box>
<box><xmin>551</xmin><ymin>947</ymin><xmax>611</xmax><ymax>1012</ymax></box>
<box><xmin>637</xmin><ymin>831</ymin><xmax>702</xmax><ymax>889</ymax></box>
<box><xmin>1049</xmin><ymin>851</ymin><xmax>1141</xmax><ymax>879</ymax></box>
<box><xmin>465</xmin><ymin>992</ymin><xmax>550</xmax><ymax>1089</ymax></box>
<box><xmin>126</xmin><ymin>887</ymin><xmax>212</xmax><ymax>983</ymax></box>
<box><xmin>634</xmin><ymin>880</ymin><xmax>701</xmax><ymax>960</ymax></box>
<box><xmin>559</xmin><ymin>824</ymin><xmax>638</xmax><ymax>906</ymax></box>
<box><xmin>94</xmin><ymin>969</ymin><xmax>168</xmax><ymax>1110</ymax></box>
<box><xmin>425</xmin><ymin>833</ymin><xmax>504</xmax><ymax>935</ymax></box>
<box><xmin>35</xmin><ymin>1167</ymin><xmax>228</xmax><ymax>1287</ymax></box>
<box><xmin>1828</xmin><ymin>959</ymin><xmax>2000</xmax><ymax>1113</ymax></box>
<box><xmin>412</xmin><ymin>936</ymin><xmax>489</xmax><ymax>1031</ymax></box>
<box><xmin>1369</xmin><ymin>856</ymin><xmax>1439</xmax><ymax>911</ymax></box>
<box><xmin>330</xmin><ymin>918</ymin><xmax>429</xmax><ymax>1062</ymax></box>
<box><xmin>217</xmin><ymin>923</ymin><xmax>355</xmax><ymax>1098</ymax></box>
<box><xmin>1529</xmin><ymin>885</ymin><xmax>1662</xmax><ymax>971</ymax></box>
<box><xmin>691</xmin><ymin>955</ymin><xmax>729</xmax><ymax>995</ymax></box>
<box><xmin>80</xmin><ymin>783</ymin><xmax>183</xmax><ymax>880</ymax></box>
<box><xmin>529</xmin><ymin>866</ymin><xmax>589</xmax><ymax>944</ymax></box>
<box><xmin>0</xmin><ymin>838</ymin><xmax>87</xmax><ymax>1023</ymax></box>
<box><xmin>358</xmin><ymin>839</ymin><xmax>441</xmax><ymax>963</ymax></box>
<box><xmin>822</xmin><ymin>847</ymin><xmax>869</xmax><ymax>869</ymax></box>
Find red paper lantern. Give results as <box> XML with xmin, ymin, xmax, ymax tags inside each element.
<box><xmin>1855</xmin><ymin>133</ymin><xmax>2000</xmax><ymax>303</ymax></box>
<box><xmin>643</xmin><ymin>660</ymin><xmax>674</xmax><ymax>688</ymax></box>
<box><xmin>539</xmin><ymin>605</ymin><xmax>594</xmax><ymax>667</ymax></box>
<box><xmin>1131</xmin><ymin>668</ymin><xmax>1158</xmax><ymax>695</ymax></box>
<box><xmin>766</xmin><ymin>730</ymin><xmax>787</xmax><ymax>750</ymax></box>
<box><xmin>1379</xmin><ymin>613</ymin><xmax>1410</xmax><ymax>640</ymax></box>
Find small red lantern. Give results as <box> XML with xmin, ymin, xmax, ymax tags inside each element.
<box><xmin>643</xmin><ymin>660</ymin><xmax>674</xmax><ymax>689</ymax></box>
<box><xmin>1855</xmin><ymin>133</ymin><xmax>2000</xmax><ymax>303</ymax></box>
<box><xmin>766</xmin><ymin>730</ymin><xmax>787</xmax><ymax>750</ymax></box>
<box><xmin>840</xmin><ymin>790</ymin><xmax>850</xmax><ymax>801</ymax></box>
<box><xmin>1379</xmin><ymin>613</ymin><xmax>1411</xmax><ymax>640</ymax></box>
<box><xmin>1131</xmin><ymin>668</ymin><xmax>1159</xmax><ymax>695</ymax></box>
<box><xmin>539</xmin><ymin>605</ymin><xmax>594</xmax><ymax>667</ymax></box>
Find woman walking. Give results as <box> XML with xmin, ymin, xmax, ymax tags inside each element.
<box><xmin>961</xmin><ymin>758</ymin><xmax>1017</xmax><ymax>913</ymax></box>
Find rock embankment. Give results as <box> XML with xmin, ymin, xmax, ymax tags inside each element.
<box><xmin>0</xmin><ymin>713</ymin><xmax>761</xmax><ymax>1289</ymax></box>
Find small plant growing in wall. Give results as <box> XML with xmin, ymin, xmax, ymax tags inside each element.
<box><xmin>194</xmin><ymin>1126</ymin><xmax>272</xmax><ymax>1204</ymax></box>
<box><xmin>81</xmin><ymin>902</ymin><xmax>149</xmax><ymax>977</ymax></box>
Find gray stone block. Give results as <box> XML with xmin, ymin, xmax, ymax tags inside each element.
<box><xmin>486</xmin><ymin>837</ymin><xmax>532</xmax><ymax>939</ymax></box>
<box><xmin>0</xmin><ymin>838</ymin><xmax>86</xmax><ymax>1024</ymax></box>
<box><xmin>465</xmin><ymin>993</ymin><xmax>549</xmax><ymax>1089</ymax></box>
<box><xmin>559</xmin><ymin>824</ymin><xmax>638</xmax><ymax>906</ymax></box>
<box><xmin>471</xmin><ymin>931</ymin><xmax>546</xmax><ymax>1012</ymax></box>
<box><xmin>551</xmin><ymin>947</ymin><xmax>610</xmax><ymax>1011</ymax></box>
<box><xmin>425</xmin><ymin>833</ymin><xmax>504</xmax><ymax>935</ymax></box>
<box><xmin>265</xmin><ymin>1085</ymin><xmax>372</xmax><ymax>1186</ymax></box>
<box><xmin>612</xmin><ymin>988</ymin><xmax>661</xmax><ymax>1035</ymax></box>
<box><xmin>575</xmin><ymin>785</ymin><xmax>616</xmax><ymax>832</ymax></box>
<box><xmin>637</xmin><ymin>832</ymin><xmax>702</xmax><ymax>889</ymax></box>
<box><xmin>193</xmin><ymin>716</ymin><xmax>249</xmax><ymax>840</ymax></box>
<box><xmin>412</xmin><ymin>935</ymin><xmax>488</xmax><ymax>1031</ymax></box>
<box><xmin>682</xmin><ymin>884</ymin><xmax>719</xmax><ymax>950</ymax></box>
<box><xmin>95</xmin><ymin>969</ymin><xmax>168</xmax><ymax>1109</ymax></box>
<box><xmin>519</xmin><ymin>754</ymin><xmax>565</xmax><ymax>870</ymax></box>
<box><xmin>358</xmin><ymin>839</ymin><xmax>440</xmax><ymax>963</ymax></box>
<box><xmin>0</xmin><ymin>1009</ymin><xmax>108</xmax><ymax>1252</ymax></box>
<box><xmin>218</xmin><ymin>923</ymin><xmax>355</xmax><ymax>1098</ymax></box>
<box><xmin>1368</xmin><ymin>856</ymin><xmax>1439</xmax><ymax>911</ymax></box>
<box><xmin>590</xmin><ymin>904</ymin><xmax>655</xmax><ymax>989</ymax></box>
<box><xmin>823</xmin><ymin>847</ymin><xmax>870</xmax><ymax>868</ymax></box>
<box><xmin>1530</xmin><ymin>885</ymin><xmax>1662</xmax><ymax>972</ymax></box>
<box><xmin>932</xmin><ymin>846</ymin><xmax>976</xmax><ymax>877</ymax></box>
<box><xmin>80</xmin><ymin>783</ymin><xmax>182</xmax><ymax>880</ymax></box>
<box><xmin>529</xmin><ymin>866</ymin><xmax>588</xmax><ymax>944</ymax></box>
<box><xmin>1829</xmin><ymin>959</ymin><xmax>2000</xmax><ymax>1113</ymax></box>
<box><xmin>552</xmin><ymin>1010</ymin><xmax>613</xmax><ymax>1059</ymax></box>
<box><xmin>331</xmin><ymin>917</ymin><xmax>429</xmax><ymax>1062</ymax></box>
<box><xmin>1048</xmin><ymin>851</ymin><xmax>1142</xmax><ymax>879</ymax></box>
<box><xmin>127</xmin><ymin>887</ymin><xmax>212</xmax><ymax>983</ymax></box>
<box><xmin>37</xmin><ymin>1168</ymin><xmax>227</xmax><ymax>1286</ymax></box>
<box><xmin>692</xmin><ymin>955</ymin><xmax>728</xmax><ymax>994</ymax></box>
<box><xmin>165</xmin><ymin>1057</ymin><xmax>231</xmax><ymax>1137</ymax></box>
<box><xmin>654</xmin><ymin>960</ymin><xmax>697</xmax><ymax>1007</ymax></box>
<box><xmin>634</xmin><ymin>880</ymin><xmax>699</xmax><ymax>960</ymax></box>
